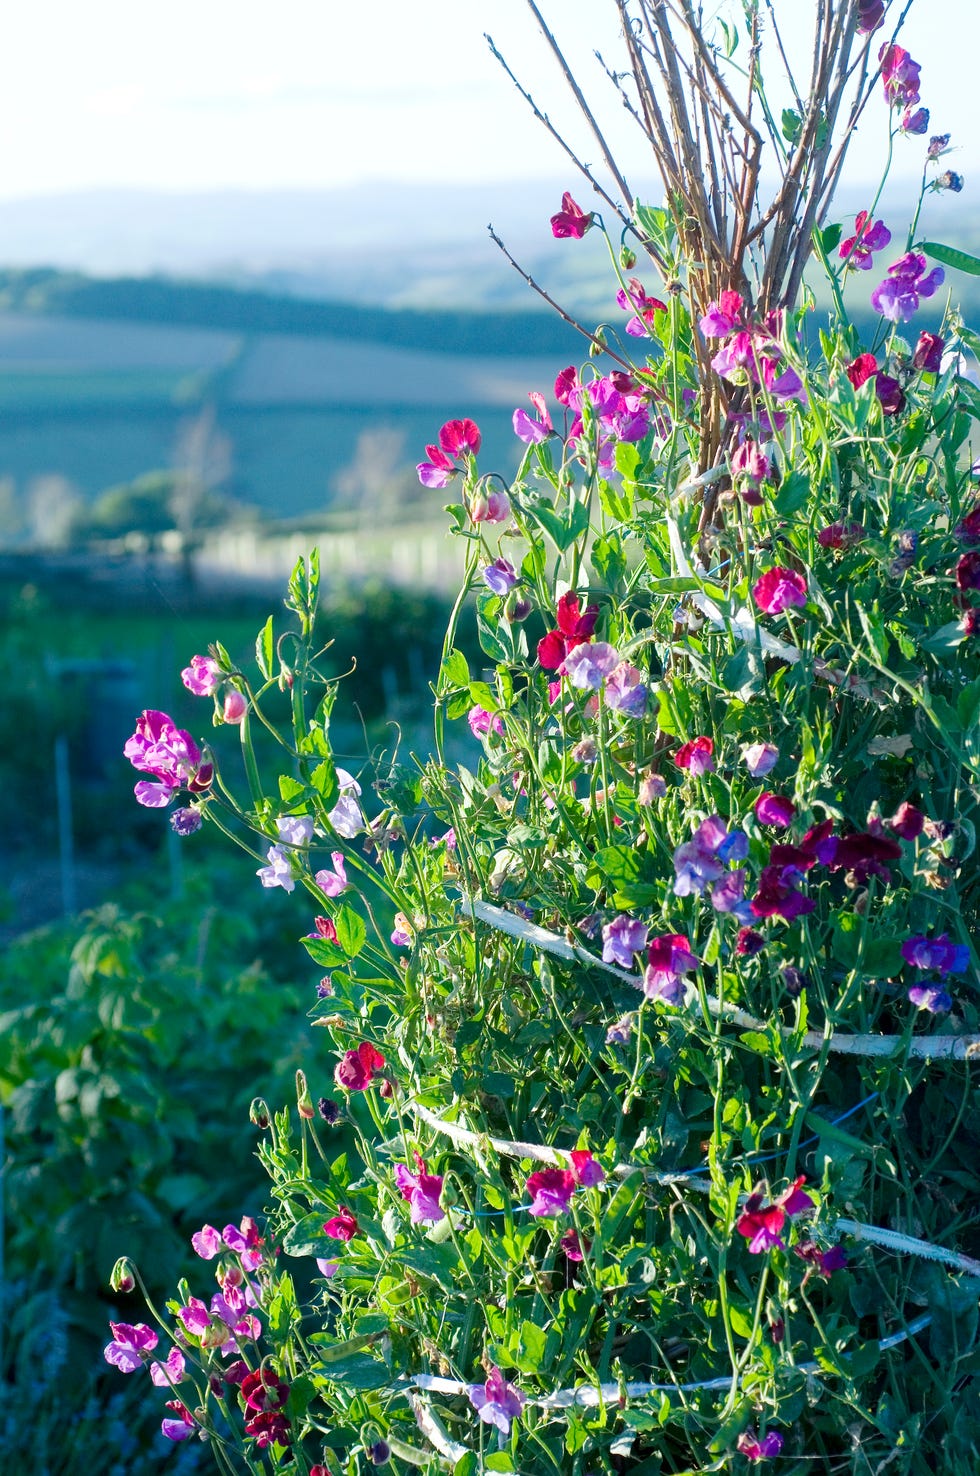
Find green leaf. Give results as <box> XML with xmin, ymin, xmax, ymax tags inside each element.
<box><xmin>255</xmin><ymin>616</ymin><xmax>275</xmax><ymax>680</ymax></box>
<box><xmin>738</xmin><ymin>1030</ymin><xmax>773</xmax><ymax>1056</ymax></box>
<box><xmin>515</xmin><ymin>1319</ymin><xmax>548</xmax><ymax>1373</ymax></box>
<box><xmin>334</xmin><ymin>906</ymin><xmax>366</xmax><ymax>958</ymax></box>
<box><xmin>820</xmin><ymin>222</ymin><xmax>843</xmax><ymax>255</ymax></box>
<box><xmin>302</xmin><ymin>935</ymin><xmax>347</xmax><ymax>968</ymax></box>
<box><xmin>312</xmin><ymin>1352</ymin><xmax>390</xmax><ymax>1391</ymax></box>
<box><xmin>282</xmin><ymin>1212</ymin><xmax>336</xmax><ymax>1257</ymax></box>
<box><xmin>311</xmin><ymin>759</ymin><xmax>338</xmax><ymax>808</ymax></box>
<box><xmin>441</xmin><ymin>648</ymin><xmax>470</xmax><ymax>689</ymax></box>
<box><xmin>921</xmin><ymin>240</ymin><xmax>980</xmax><ymax>276</ymax></box>
<box><xmin>775</xmin><ymin>470</ymin><xmax>810</xmax><ymax>516</ymax></box>
<box><xmin>278</xmin><ymin>775</ymin><xmax>305</xmax><ymax>804</ymax></box>
<box><xmin>485</xmin><ymin>1456</ymin><xmax>514</xmax><ymax>1474</ymax></box>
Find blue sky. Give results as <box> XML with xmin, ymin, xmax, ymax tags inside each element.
<box><xmin>0</xmin><ymin>1</ymin><xmax>972</xmax><ymax>198</ymax></box>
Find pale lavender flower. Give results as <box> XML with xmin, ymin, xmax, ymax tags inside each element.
<box><xmin>563</xmin><ymin>641</ymin><xmax>620</xmax><ymax>690</ymax></box>
<box><xmin>257</xmin><ymin>845</ymin><xmax>295</xmax><ymax>891</ymax></box>
<box><xmin>604</xmin><ymin>660</ymin><xmax>649</xmax><ymax>716</ymax></box>
<box><xmin>469</xmin><ymin>1367</ymin><xmax>526</xmax><ymax>1434</ymax></box>
<box><xmin>606</xmin><ymin>1012</ymin><xmax>635</xmax><ymax>1045</ymax></box>
<box><xmin>277</xmin><ymin>814</ymin><xmax>314</xmax><ymax>847</ymax></box>
<box><xmin>330</xmin><ymin>769</ymin><xmax>364</xmax><ymax>839</ymax></box>
<box><xmin>602</xmin><ymin>914</ymin><xmax>648</xmax><ymax>968</ymax></box>
<box><xmin>484</xmin><ymin>557</ymin><xmax>519</xmax><ymax>596</ymax></box>
<box><xmin>149</xmin><ymin>1348</ymin><xmax>187</xmax><ymax>1388</ymax></box>
<box><xmin>743</xmin><ymin>742</ymin><xmax>779</xmax><ymax>777</ymax></box>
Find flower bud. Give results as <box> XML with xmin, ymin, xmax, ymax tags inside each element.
<box><xmin>249</xmin><ymin>1098</ymin><xmax>271</xmax><ymax>1129</ymax></box>
<box><xmin>589</xmin><ymin>327</ymin><xmax>607</xmax><ymax>358</ymax></box>
<box><xmin>222</xmin><ymin>688</ymin><xmax>248</xmax><ymax>724</ymax></box>
<box><xmin>505</xmin><ymin>591</ymin><xmax>533</xmax><ymax>623</ymax></box>
<box><xmin>619</xmin><ymin>246</ymin><xmax>637</xmax><ymax>271</ymax></box>
<box><xmin>296</xmin><ymin>1069</ymin><xmax>315</xmax><ymax>1120</ymax></box>
<box><xmin>110</xmin><ymin>1256</ymin><xmax>136</xmax><ymax>1294</ymax></box>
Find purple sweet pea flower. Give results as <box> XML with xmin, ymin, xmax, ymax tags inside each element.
<box><xmin>880</xmin><ymin>43</ymin><xmax>921</xmax><ymax>109</ymax></box>
<box><xmin>469</xmin><ymin>1366</ymin><xmax>526</xmax><ymax>1434</ymax></box>
<box><xmin>602</xmin><ymin>914</ymin><xmax>649</xmax><ymax>968</ymax></box>
<box><xmin>104</xmin><ymin>1322</ymin><xmax>158</xmax><ymax>1373</ymax></box>
<box><xmin>315</xmin><ymin>852</ymin><xmax>348</xmax><ymax>897</ymax></box>
<box><xmin>605</xmin><ymin>1012</ymin><xmax>635</xmax><ymax>1045</ymax></box>
<box><xmin>483</xmin><ymin>557</ymin><xmax>519</xmax><ymax>597</ymax></box>
<box><xmin>125</xmin><ymin>709</ymin><xmax>213</xmax><ymax>808</ymax></box>
<box><xmin>525</xmin><ymin>1168</ymin><xmax>576</xmax><ymax>1217</ymax></box>
<box><xmin>191</xmin><ymin>1224</ymin><xmax>223</xmax><ymax>1259</ymax></box>
<box><xmin>737</xmin><ymin>1429</ymin><xmax>784</xmax><ymax>1461</ymax></box>
<box><xmin>710</xmin><ymin>868</ymin><xmax>749</xmax><ymax>916</ymax></box>
<box><xmin>563</xmin><ymin>641</ymin><xmax>620</xmax><ymax>690</ymax></box>
<box><xmin>871</xmin><ymin>252</ymin><xmax>945</xmax><ymax>323</ymax></box>
<box><xmin>909</xmin><ymin>984</ymin><xmax>953</xmax><ymax>1012</ymax></box>
<box><xmin>901</xmin><ymin>933</ymin><xmax>970</xmax><ymax>975</ymax></box>
<box><xmin>161</xmin><ymin>1402</ymin><xmax>196</xmax><ymax>1441</ymax></box>
<box><xmin>755</xmin><ymin>792</ymin><xmax>797</xmax><ymax>828</ymax></box>
<box><xmin>394</xmin><ymin>1156</ymin><xmax>445</xmax><ymax>1224</ymax></box>
<box><xmin>698</xmin><ymin>290</ymin><xmax>745</xmax><ymax>338</ymax></box>
<box><xmin>604</xmin><ymin>660</ymin><xmax>649</xmax><ymax>716</ymax></box>
<box><xmin>743</xmin><ymin>742</ymin><xmax>779</xmax><ymax>777</ymax></box>
<box><xmin>277</xmin><ymin>814</ymin><xmax>314</xmax><ymax>847</ymax></box>
<box><xmin>673</xmin><ymin>838</ymin><xmax>725</xmax><ymax>898</ymax></box>
<box><xmin>513</xmin><ymin>391</ymin><xmax>553</xmax><ymax>444</ymax></box>
<box><xmin>901</xmin><ymin>105</ymin><xmax>930</xmax><ymax>135</ymax></box>
<box><xmin>170</xmin><ymin>806</ymin><xmax>202</xmax><ymax>836</ymax></box>
<box><xmin>257</xmin><ymin>844</ymin><xmax>295</xmax><ymax>892</ymax></box>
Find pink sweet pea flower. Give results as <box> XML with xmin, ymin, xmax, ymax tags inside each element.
<box><xmin>125</xmin><ymin>709</ymin><xmax>213</xmax><ymax>808</ymax></box>
<box><xmin>737</xmin><ymin>1429</ymin><xmax>784</xmax><ymax>1461</ymax></box>
<box><xmin>569</xmin><ymin>1149</ymin><xmax>605</xmax><ymax>1187</ymax></box>
<box><xmin>644</xmin><ymin>934</ymin><xmax>698</xmax><ymax>1004</ymax></box>
<box><xmin>550</xmin><ymin>191</ymin><xmax>593</xmax><ymax>239</ymax></box>
<box><xmin>323</xmin><ymin>1206</ymin><xmax>359</xmax><ymax>1241</ymax></box>
<box><xmin>913</xmin><ymin>331</ymin><xmax>944</xmax><ymax>373</ymax></box>
<box><xmin>525</xmin><ymin>1167</ymin><xmax>577</xmax><ymax>1217</ymax></box>
<box><xmin>469</xmin><ymin>487</ymin><xmax>511</xmax><ymax>524</ymax></box>
<box><xmin>468</xmin><ymin>705</ymin><xmax>505</xmax><ymax>739</ymax></box>
<box><xmin>181</xmin><ymin>654</ymin><xmax>221</xmax><ymax>696</ymax></box>
<box><xmin>191</xmin><ymin>1224</ymin><xmax>223</xmax><ymax>1259</ymax></box>
<box><xmin>537</xmin><ymin>591</ymin><xmax>599</xmax><ymax>671</ymax></box>
<box><xmin>394</xmin><ymin>1155</ymin><xmax>445</xmax><ymax>1224</ymax></box>
<box><xmin>616</xmin><ymin>277</ymin><xmax>666</xmax><ymax>335</ymax></box>
<box><xmin>222</xmin><ymin>1216</ymin><xmax>265</xmax><ymax>1271</ymax></box>
<box><xmin>222</xmin><ymin>689</ymin><xmax>247</xmax><ymax>724</ymax></box>
<box><xmin>879</xmin><ymin>43</ymin><xmax>921</xmax><ymax>108</ymax></box>
<box><xmin>417</xmin><ymin>418</ymin><xmax>481</xmax><ymax>486</ymax></box>
<box><xmin>755</xmin><ymin>793</ymin><xmax>796</xmax><ymax>828</ymax></box>
<box><xmin>104</xmin><ymin>1321</ymin><xmax>158</xmax><ymax>1372</ymax></box>
<box><xmin>699</xmin><ymin>290</ymin><xmax>745</xmax><ymax>338</ymax></box>
<box><xmin>335</xmin><ymin>1040</ymin><xmax>386</xmax><ymax>1091</ymax></box>
<box><xmin>149</xmin><ymin>1347</ymin><xmax>187</xmax><ymax>1388</ymax></box>
<box><xmin>839</xmin><ymin>212</ymin><xmax>891</xmax><ymax>271</ymax></box>
<box><xmin>513</xmin><ymin>390</ymin><xmax>554</xmax><ymax>444</ymax></box>
<box><xmin>674</xmin><ymin>736</ymin><xmax>714</xmax><ymax>775</ymax></box>
<box><xmin>315</xmin><ymin>853</ymin><xmax>348</xmax><ymax>897</ymax></box>
<box><xmin>737</xmin><ymin>1176</ymin><xmax>814</xmax><ymax>1253</ymax></box>
<box><xmin>752</xmin><ymin>566</ymin><xmax>807</xmax><ymax>614</ymax></box>
<box><xmin>856</xmin><ymin>0</ymin><xmax>885</xmax><ymax>34</ymax></box>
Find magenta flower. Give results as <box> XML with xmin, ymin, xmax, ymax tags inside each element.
<box><xmin>839</xmin><ymin>211</ymin><xmax>892</xmax><ymax>270</ymax></box>
<box><xmin>525</xmin><ymin>1167</ymin><xmax>577</xmax><ymax>1217</ymax></box>
<box><xmin>730</xmin><ymin>439</ymin><xmax>772</xmax><ymax>502</ymax></box>
<box><xmin>469</xmin><ymin>487</ymin><xmax>511</xmax><ymax>524</ymax></box>
<box><xmin>602</xmin><ymin>914</ymin><xmax>648</xmax><ymax>968</ymax></box>
<box><xmin>616</xmin><ymin>277</ymin><xmax>666</xmax><ymax>336</ymax></box>
<box><xmin>755</xmin><ymin>793</ymin><xmax>796</xmax><ymax>828</ymax></box>
<box><xmin>674</xmin><ymin>736</ymin><xmax>715</xmax><ymax>775</ymax></box>
<box><xmin>888</xmin><ymin>801</ymin><xmax>925</xmax><ymax>840</ymax></box>
<box><xmin>335</xmin><ymin>1040</ymin><xmax>386</xmax><ymax>1091</ymax></box>
<box><xmin>871</xmin><ymin>252</ymin><xmax>944</xmax><ymax>322</ymax></box>
<box><xmin>736</xmin><ymin>927</ymin><xmax>766</xmax><ymax>956</ymax></box>
<box><xmin>323</xmin><ymin>1206</ymin><xmax>360</xmax><ymax>1240</ymax></box>
<box><xmin>394</xmin><ymin>1155</ymin><xmax>445</xmax><ymax>1224</ymax></box>
<box><xmin>752</xmin><ymin>566</ymin><xmax>807</xmax><ymax>615</ymax></box>
<box><xmin>468</xmin><ymin>705</ymin><xmax>505</xmax><ymax>739</ymax></box>
<box><xmin>644</xmin><ymin>934</ymin><xmax>697</xmax><ymax>1004</ymax></box>
<box><xmin>181</xmin><ymin>653</ymin><xmax>221</xmax><ymax>696</ymax></box>
<box><xmin>563</xmin><ymin>640</ymin><xmax>620</xmax><ymax>690</ymax></box>
<box><xmin>743</xmin><ymin>742</ymin><xmax>779</xmax><ymax>777</ymax></box>
<box><xmin>880</xmin><ymin>43</ymin><xmax>921</xmax><ymax>108</ymax></box>
<box><xmin>550</xmin><ymin>191</ymin><xmax>593</xmax><ymax>239</ymax></box>
<box><xmin>699</xmin><ymin>290</ymin><xmax>745</xmax><ymax>338</ymax></box>
<box><xmin>816</xmin><ymin>521</ymin><xmax>863</xmax><ymax>550</ymax></box>
<box><xmin>222</xmin><ymin>1216</ymin><xmax>265</xmax><ymax>1271</ymax></box>
<box><xmin>191</xmin><ymin>1224</ymin><xmax>223</xmax><ymax>1259</ymax></box>
<box><xmin>737</xmin><ymin>1176</ymin><xmax>814</xmax><ymax>1253</ymax></box>
<box><xmin>104</xmin><ymin>1321</ymin><xmax>158</xmax><ymax>1372</ymax></box>
<box><xmin>570</xmin><ymin>1149</ymin><xmax>605</xmax><ymax>1188</ymax></box>
<box><xmin>537</xmin><ymin>591</ymin><xmax>599</xmax><ymax>671</ymax></box>
<box><xmin>417</xmin><ymin>418</ymin><xmax>481</xmax><ymax>486</ymax></box>
<box><xmin>149</xmin><ymin>1347</ymin><xmax>187</xmax><ymax>1388</ymax></box>
<box><xmin>795</xmin><ymin>1240</ymin><xmax>848</xmax><ymax>1277</ymax></box>
<box><xmin>315</xmin><ymin>852</ymin><xmax>348</xmax><ymax>897</ymax></box>
<box><xmin>391</xmin><ymin>911</ymin><xmax>413</xmax><ymax>947</ymax></box>
<box><xmin>957</xmin><ymin>552</ymin><xmax>980</xmax><ymax>592</ymax></box>
<box><xmin>750</xmin><ymin>865</ymin><xmax>815</xmax><ymax>922</ymax></box>
<box><xmin>826</xmin><ymin>831</ymin><xmax>901</xmax><ymax>885</ymax></box>
<box><xmin>913</xmin><ymin>331</ymin><xmax>944</xmax><ymax>373</ymax></box>
<box><xmin>737</xmin><ymin>1429</ymin><xmax>784</xmax><ymax>1461</ymax></box>
<box><xmin>124</xmin><ymin>710</ymin><xmax>213</xmax><ymax>808</ymax></box>
<box><xmin>560</xmin><ymin>1227</ymin><xmax>586</xmax><ymax>1261</ymax></box>
<box><xmin>469</xmin><ymin>1366</ymin><xmax>526</xmax><ymax>1433</ymax></box>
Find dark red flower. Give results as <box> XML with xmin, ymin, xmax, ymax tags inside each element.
<box><xmin>736</xmin><ymin>927</ymin><xmax>766</xmax><ymax>956</ymax></box>
<box><xmin>673</xmin><ymin>736</ymin><xmax>715</xmax><ymax>776</ymax></box>
<box><xmin>241</xmin><ymin>1369</ymin><xmax>290</xmax><ymax>1414</ymax></box>
<box><xmin>537</xmin><ymin>592</ymin><xmax>599</xmax><ymax>670</ymax></box>
<box><xmin>846</xmin><ymin>352</ymin><xmax>879</xmax><ymax>387</ymax></box>
<box><xmin>244</xmin><ymin>1409</ymin><xmax>292</xmax><ymax>1449</ymax></box>
<box><xmin>827</xmin><ymin>831</ymin><xmax>902</xmax><ymax>884</ymax></box>
<box><xmin>888</xmin><ymin>802</ymin><xmax>925</xmax><ymax>840</ymax></box>
<box><xmin>874</xmin><ymin>371</ymin><xmax>906</xmax><ymax>416</ymax></box>
<box><xmin>955</xmin><ymin>505</ymin><xmax>980</xmax><ymax>544</ymax></box>
<box><xmin>750</xmin><ymin>865</ymin><xmax>815</xmax><ymax>921</ymax></box>
<box><xmin>956</xmin><ymin>552</ymin><xmax>980</xmax><ymax>592</ymax></box>
<box><xmin>550</xmin><ymin>191</ymin><xmax>594</xmax><ymax>240</ymax></box>
<box><xmin>817</xmin><ymin>521</ymin><xmax>863</xmax><ymax>550</ymax></box>
<box><xmin>913</xmin><ymin>331</ymin><xmax>944</xmax><ymax>373</ymax></box>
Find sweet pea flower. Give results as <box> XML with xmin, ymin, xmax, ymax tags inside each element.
<box><xmin>901</xmin><ymin>106</ymin><xmax>930</xmax><ymax>135</ymax></box>
<box><xmin>525</xmin><ymin>1167</ymin><xmax>577</xmax><ymax>1217</ymax></box>
<box><xmin>104</xmin><ymin>1321</ymin><xmax>158</xmax><ymax>1372</ymax></box>
<box><xmin>730</xmin><ymin>439</ymin><xmax>772</xmax><ymax>502</ymax></box>
<box><xmin>875</xmin><ymin>371</ymin><xmax>906</xmax><ymax>416</ymax></box>
<box><xmin>257</xmin><ymin>844</ymin><xmax>295</xmax><ymax>892</ymax></box>
<box><xmin>856</xmin><ymin>0</ymin><xmax>885</xmax><ymax>34</ymax></box>
<box><xmin>880</xmin><ymin>43</ymin><xmax>921</xmax><ymax>108</ymax></box>
<box><xmin>550</xmin><ymin>191</ymin><xmax>593</xmax><ymax>239</ymax></box>
<box><xmin>710</xmin><ymin>868</ymin><xmax>749</xmax><ymax>917</ymax></box>
<box><xmin>335</xmin><ymin>1040</ymin><xmax>386</xmax><ymax>1091</ymax></box>
<box><xmin>755</xmin><ymin>793</ymin><xmax>796</xmax><ymax>828</ymax></box>
<box><xmin>737</xmin><ymin>1430</ymin><xmax>785</xmax><ymax>1461</ymax></box>
<box><xmin>909</xmin><ymin>984</ymin><xmax>953</xmax><ymax>1012</ymax></box>
<box><xmin>468</xmin><ymin>704</ymin><xmax>506</xmax><ymax>739</ymax></box>
<box><xmin>469</xmin><ymin>487</ymin><xmax>511</xmax><ymax>524</ymax></box>
<box><xmin>181</xmin><ymin>653</ymin><xmax>221</xmax><ymax>696</ymax></box>
<box><xmin>537</xmin><ymin>591</ymin><xmax>599</xmax><ymax>670</ymax></box>
<box><xmin>602</xmin><ymin>914</ymin><xmax>648</xmax><ymax>968</ymax></box>
<box><xmin>469</xmin><ymin>1367</ymin><xmax>526</xmax><ymax>1433</ymax></box>
<box><xmin>606</xmin><ymin>1012</ymin><xmax>635</xmax><ymax>1044</ymax></box>
<box><xmin>561</xmin><ymin>1227</ymin><xmax>586</xmax><ymax>1261</ymax></box>
<box><xmin>191</xmin><ymin>1224</ymin><xmax>223</xmax><ymax>1259</ymax></box>
<box><xmin>752</xmin><ymin>566</ymin><xmax>807</xmax><ymax>615</ymax></box>
<box><xmin>817</xmin><ymin>521</ymin><xmax>863</xmax><ymax>550</ymax></box>
<box><xmin>170</xmin><ymin>806</ymin><xmax>203</xmax><ymax>836</ymax></box>
<box><xmin>743</xmin><ymin>742</ymin><xmax>779</xmax><ymax>777</ymax></box>
<box><xmin>957</xmin><ymin>553</ymin><xmax>980</xmax><ymax>592</ymax></box>
<box><xmin>513</xmin><ymin>390</ymin><xmax>553</xmax><ymax>444</ymax></box>
<box><xmin>483</xmin><ymin>557</ymin><xmax>518</xmax><ymax>597</ymax></box>
<box><xmin>391</xmin><ymin>911</ymin><xmax>414</xmax><ymax>946</ymax></box>
<box><xmin>315</xmin><ymin>852</ymin><xmax>348</xmax><ymax>897</ymax></box>
<box><xmin>222</xmin><ymin>1216</ymin><xmax>265</xmax><ymax>1271</ymax></box>
<box><xmin>736</xmin><ymin>926</ymin><xmax>766</xmax><ymax>956</ymax></box>
<box><xmin>149</xmin><ymin>1347</ymin><xmax>187</xmax><ymax>1388</ymax></box>
<box><xmin>846</xmin><ymin>351</ymin><xmax>878</xmax><ymax>388</ymax></box>
<box><xmin>699</xmin><ymin>290</ymin><xmax>745</xmax><ymax>338</ymax></box>
<box><xmin>124</xmin><ymin>709</ymin><xmax>213</xmax><ymax>808</ymax></box>
<box><xmin>644</xmin><ymin>934</ymin><xmax>697</xmax><ymax>1004</ymax></box>
<box><xmin>323</xmin><ymin>1206</ymin><xmax>359</xmax><ymax>1240</ymax></box>
<box><xmin>839</xmin><ymin>212</ymin><xmax>891</xmax><ymax>270</ymax></box>
<box><xmin>913</xmin><ymin>331</ymin><xmax>944</xmax><ymax>373</ymax></box>
<box><xmin>616</xmin><ymin>277</ymin><xmax>666</xmax><ymax>335</ymax></box>
<box><xmin>901</xmin><ymin>932</ymin><xmax>970</xmax><ymax>975</ymax></box>
<box><xmin>222</xmin><ymin>688</ymin><xmax>248</xmax><ymax>724</ymax></box>
<box><xmin>162</xmin><ymin>1401</ymin><xmax>196</xmax><ymax>1442</ymax></box>
<box><xmin>569</xmin><ymin>1148</ymin><xmax>605</xmax><ymax>1187</ymax></box>
<box><xmin>416</xmin><ymin>418</ymin><xmax>482</xmax><ymax>487</ymax></box>
<box><xmin>750</xmin><ymin>864</ymin><xmax>815</xmax><ymax>921</ymax></box>
<box><xmin>736</xmin><ymin>1176</ymin><xmax>814</xmax><ymax>1253</ymax></box>
<box><xmin>330</xmin><ymin>768</ymin><xmax>364</xmax><ymax>839</ymax></box>
<box><xmin>674</xmin><ymin>736</ymin><xmax>715</xmax><ymax>775</ymax></box>
<box><xmin>795</xmin><ymin>1240</ymin><xmax>849</xmax><ymax>1277</ymax></box>
<box><xmin>888</xmin><ymin>801</ymin><xmax>925</xmax><ymax>840</ymax></box>
<box><xmin>563</xmin><ymin>640</ymin><xmax>620</xmax><ymax>689</ymax></box>
<box><xmin>277</xmin><ymin>814</ymin><xmax>314</xmax><ymax>847</ymax></box>
<box><xmin>394</xmin><ymin>1155</ymin><xmax>445</xmax><ymax>1223</ymax></box>
<box><xmin>604</xmin><ymin>660</ymin><xmax>649</xmax><ymax>716</ymax></box>
<box><xmin>871</xmin><ymin>252</ymin><xmax>944</xmax><ymax>322</ymax></box>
